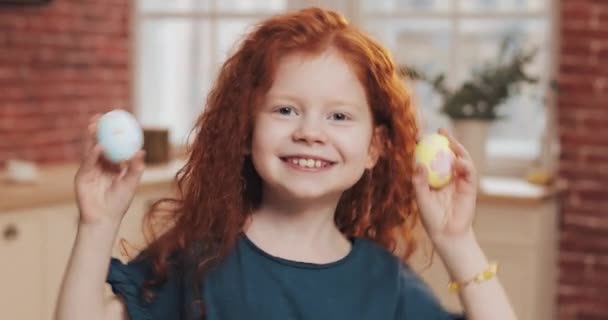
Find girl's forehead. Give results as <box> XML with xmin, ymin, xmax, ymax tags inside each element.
<box><xmin>273</xmin><ymin>49</ymin><xmax>353</xmax><ymax>76</ymax></box>
<box><xmin>267</xmin><ymin>49</ymin><xmax>368</xmax><ymax>104</ymax></box>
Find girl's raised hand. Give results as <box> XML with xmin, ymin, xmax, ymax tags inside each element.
<box><xmin>74</xmin><ymin>115</ymin><xmax>146</xmax><ymax>227</ymax></box>
<box><xmin>412</xmin><ymin>128</ymin><xmax>478</xmax><ymax>246</ymax></box>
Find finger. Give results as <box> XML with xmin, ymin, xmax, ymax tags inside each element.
<box><xmin>81</xmin><ymin>144</ymin><xmax>103</xmax><ymax>172</ymax></box>
<box><xmin>110</xmin><ymin>162</ymin><xmax>129</xmax><ymax>190</ymax></box>
<box><xmin>81</xmin><ymin>123</ymin><xmax>94</xmax><ymax>160</ymax></box>
<box><xmin>412</xmin><ymin>163</ymin><xmax>430</xmax><ymax>195</ymax></box>
<box><xmin>98</xmin><ymin>158</ymin><xmax>123</xmax><ymax>179</ymax></box>
<box><xmin>438</xmin><ymin>128</ymin><xmax>472</xmax><ymax>161</ymax></box>
<box><xmin>81</xmin><ymin>114</ymin><xmax>101</xmax><ymax>159</ymax></box>
<box><xmin>412</xmin><ymin>164</ymin><xmax>445</xmax><ymax>228</ymax></box>
<box><xmin>117</xmin><ymin>161</ymin><xmax>129</xmax><ymax>180</ymax></box>
<box><xmin>89</xmin><ymin>113</ymin><xmax>102</xmax><ymax>125</ymax></box>
<box><xmin>453</xmin><ymin>156</ymin><xmax>476</xmax><ymax>184</ymax></box>
<box><xmin>123</xmin><ymin>150</ymin><xmax>146</xmax><ymax>185</ymax></box>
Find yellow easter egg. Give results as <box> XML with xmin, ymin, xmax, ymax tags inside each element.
<box><xmin>414</xmin><ymin>133</ymin><xmax>454</xmax><ymax>188</ymax></box>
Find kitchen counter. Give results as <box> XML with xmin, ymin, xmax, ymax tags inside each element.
<box><xmin>0</xmin><ymin>159</ymin><xmax>185</xmax><ymax>212</ymax></box>
<box><xmin>0</xmin><ymin>159</ymin><xmax>557</xmax><ymax>212</ymax></box>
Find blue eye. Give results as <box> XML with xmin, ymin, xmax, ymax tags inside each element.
<box><xmin>276</xmin><ymin>106</ymin><xmax>296</xmax><ymax>116</ymax></box>
<box><xmin>330</xmin><ymin>112</ymin><xmax>349</xmax><ymax>121</ymax></box>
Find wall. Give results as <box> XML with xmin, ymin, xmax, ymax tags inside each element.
<box><xmin>558</xmin><ymin>0</ymin><xmax>608</xmax><ymax>319</ymax></box>
<box><xmin>0</xmin><ymin>0</ymin><xmax>132</xmax><ymax>165</ymax></box>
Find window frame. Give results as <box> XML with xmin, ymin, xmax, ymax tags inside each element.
<box><xmin>131</xmin><ymin>0</ymin><xmax>559</xmax><ymax>176</ymax></box>
<box><xmin>349</xmin><ymin>0</ymin><xmax>558</xmax><ymax>176</ymax></box>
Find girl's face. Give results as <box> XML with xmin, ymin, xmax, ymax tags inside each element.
<box><xmin>251</xmin><ymin>48</ymin><xmax>379</xmax><ymax>202</ymax></box>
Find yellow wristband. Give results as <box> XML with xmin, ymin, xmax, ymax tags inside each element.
<box><xmin>448</xmin><ymin>261</ymin><xmax>498</xmax><ymax>292</ymax></box>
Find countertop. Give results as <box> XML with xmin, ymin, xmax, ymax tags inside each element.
<box><xmin>0</xmin><ymin>159</ymin><xmax>557</xmax><ymax>213</ymax></box>
<box><xmin>0</xmin><ymin>159</ymin><xmax>185</xmax><ymax>212</ymax></box>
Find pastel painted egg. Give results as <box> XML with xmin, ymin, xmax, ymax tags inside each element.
<box><xmin>414</xmin><ymin>133</ymin><xmax>454</xmax><ymax>188</ymax></box>
<box><xmin>96</xmin><ymin>109</ymin><xmax>144</xmax><ymax>164</ymax></box>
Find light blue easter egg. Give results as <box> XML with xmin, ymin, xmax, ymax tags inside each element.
<box><xmin>96</xmin><ymin>109</ymin><xmax>143</xmax><ymax>163</ymax></box>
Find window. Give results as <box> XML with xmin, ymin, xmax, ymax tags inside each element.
<box><xmin>134</xmin><ymin>0</ymin><xmax>554</xmax><ymax>169</ymax></box>
<box><xmin>357</xmin><ymin>0</ymin><xmax>554</xmax><ymax>163</ymax></box>
<box><xmin>134</xmin><ymin>0</ymin><xmax>292</xmax><ymax>145</ymax></box>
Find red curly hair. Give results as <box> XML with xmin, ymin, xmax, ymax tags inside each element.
<box><xmin>137</xmin><ymin>6</ymin><xmax>420</xmax><ymax>316</ymax></box>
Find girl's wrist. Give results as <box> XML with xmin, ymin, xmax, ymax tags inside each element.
<box><xmin>77</xmin><ymin>214</ymin><xmax>122</xmax><ymax>235</ymax></box>
<box><xmin>74</xmin><ymin>218</ymin><xmax>122</xmax><ymax>258</ymax></box>
<box><xmin>430</xmin><ymin>228</ymin><xmax>476</xmax><ymax>252</ymax></box>
<box><xmin>433</xmin><ymin>230</ymin><xmax>490</xmax><ymax>283</ymax></box>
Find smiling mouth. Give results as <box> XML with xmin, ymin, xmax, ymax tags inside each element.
<box><xmin>280</xmin><ymin>157</ymin><xmax>336</xmax><ymax>169</ymax></box>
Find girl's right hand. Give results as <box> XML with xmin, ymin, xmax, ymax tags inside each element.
<box><xmin>74</xmin><ymin>114</ymin><xmax>146</xmax><ymax>227</ymax></box>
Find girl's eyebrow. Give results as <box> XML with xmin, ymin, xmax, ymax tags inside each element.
<box><xmin>326</xmin><ymin>99</ymin><xmax>368</xmax><ymax>112</ymax></box>
<box><xmin>266</xmin><ymin>93</ymin><xmax>303</xmax><ymax>105</ymax></box>
<box><xmin>267</xmin><ymin>93</ymin><xmax>367</xmax><ymax>112</ymax></box>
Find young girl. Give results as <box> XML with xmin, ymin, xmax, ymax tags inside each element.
<box><xmin>56</xmin><ymin>7</ymin><xmax>517</xmax><ymax>320</ymax></box>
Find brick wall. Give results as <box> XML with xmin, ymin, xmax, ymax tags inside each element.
<box><xmin>0</xmin><ymin>0</ymin><xmax>132</xmax><ymax>165</ymax></box>
<box><xmin>558</xmin><ymin>0</ymin><xmax>608</xmax><ymax>319</ymax></box>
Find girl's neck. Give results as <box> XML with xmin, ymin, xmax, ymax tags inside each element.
<box><xmin>244</xmin><ymin>190</ymin><xmax>352</xmax><ymax>264</ymax></box>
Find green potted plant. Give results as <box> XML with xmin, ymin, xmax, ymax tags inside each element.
<box><xmin>400</xmin><ymin>37</ymin><xmax>539</xmax><ymax>175</ymax></box>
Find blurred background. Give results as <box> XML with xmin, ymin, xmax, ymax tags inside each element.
<box><xmin>0</xmin><ymin>0</ymin><xmax>604</xmax><ymax>319</ymax></box>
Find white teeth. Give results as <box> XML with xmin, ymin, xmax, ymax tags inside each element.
<box><xmin>288</xmin><ymin>158</ymin><xmax>329</xmax><ymax>168</ymax></box>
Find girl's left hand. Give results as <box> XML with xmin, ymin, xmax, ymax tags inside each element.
<box><xmin>412</xmin><ymin>128</ymin><xmax>478</xmax><ymax>246</ymax></box>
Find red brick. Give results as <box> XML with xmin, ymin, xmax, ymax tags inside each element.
<box><xmin>560</xmin><ymin>54</ymin><xmax>594</xmax><ymax>71</ymax></box>
<box><xmin>0</xmin><ymin>15</ymin><xmax>28</xmax><ymax>31</ymax></box>
<box><xmin>583</xmin><ymin>148</ymin><xmax>608</xmax><ymax>164</ymax></box>
<box><xmin>560</xmin><ymin>132</ymin><xmax>608</xmax><ymax>147</ymax></box>
<box><xmin>561</xmin><ymin>39</ymin><xmax>592</xmax><ymax>56</ymax></box>
<box><xmin>558</xmin><ymin>75</ymin><xmax>596</xmax><ymax>93</ymax></box>
<box><xmin>562</xmin><ymin>29</ymin><xmax>608</xmax><ymax>43</ymax></box>
<box><xmin>558</xmin><ymin>6</ymin><xmax>608</xmax><ymax>309</ymax></box>
<box><xmin>0</xmin><ymin>0</ymin><xmax>131</xmax><ymax>166</ymax></box>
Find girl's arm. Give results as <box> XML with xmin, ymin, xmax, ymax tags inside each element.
<box><xmin>435</xmin><ymin>231</ymin><xmax>517</xmax><ymax>320</ymax></box>
<box><xmin>54</xmin><ymin>114</ymin><xmax>145</xmax><ymax>320</ymax></box>
<box><xmin>55</xmin><ymin>221</ymin><xmax>128</xmax><ymax>320</ymax></box>
<box><xmin>412</xmin><ymin>128</ymin><xmax>517</xmax><ymax>320</ymax></box>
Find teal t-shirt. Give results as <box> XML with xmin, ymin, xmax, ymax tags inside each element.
<box><xmin>107</xmin><ymin>235</ymin><xmax>465</xmax><ymax>320</ymax></box>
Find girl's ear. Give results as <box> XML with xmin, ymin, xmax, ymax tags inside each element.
<box><xmin>366</xmin><ymin>126</ymin><xmax>386</xmax><ymax>169</ymax></box>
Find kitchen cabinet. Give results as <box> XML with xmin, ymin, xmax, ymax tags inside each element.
<box><xmin>0</xmin><ymin>211</ymin><xmax>44</xmax><ymax>320</ymax></box>
<box><xmin>0</xmin><ymin>160</ymin><xmax>180</xmax><ymax>320</ymax></box>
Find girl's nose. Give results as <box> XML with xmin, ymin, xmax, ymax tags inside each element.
<box><xmin>292</xmin><ymin>117</ymin><xmax>327</xmax><ymax>145</ymax></box>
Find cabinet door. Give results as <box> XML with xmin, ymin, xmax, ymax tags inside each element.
<box><xmin>0</xmin><ymin>211</ymin><xmax>44</xmax><ymax>320</ymax></box>
<box><xmin>43</xmin><ymin>203</ymin><xmax>79</xmax><ymax>320</ymax></box>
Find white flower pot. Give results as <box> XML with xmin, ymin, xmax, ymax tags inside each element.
<box><xmin>451</xmin><ymin>119</ymin><xmax>491</xmax><ymax>177</ymax></box>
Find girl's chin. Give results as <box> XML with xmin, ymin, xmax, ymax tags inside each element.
<box><xmin>268</xmin><ymin>185</ymin><xmax>344</xmax><ymax>203</ymax></box>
